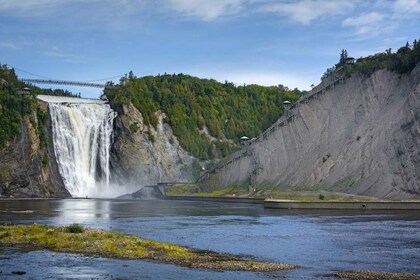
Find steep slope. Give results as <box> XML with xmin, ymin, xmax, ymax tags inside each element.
<box><xmin>104</xmin><ymin>74</ymin><xmax>301</xmax><ymax>160</ymax></box>
<box><xmin>200</xmin><ymin>65</ymin><xmax>420</xmax><ymax>199</ymax></box>
<box><xmin>110</xmin><ymin>103</ymin><xmax>196</xmax><ymax>188</ymax></box>
<box><xmin>0</xmin><ymin>102</ymin><xmax>69</xmax><ymax>198</ymax></box>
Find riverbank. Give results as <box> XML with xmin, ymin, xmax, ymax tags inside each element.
<box><xmin>335</xmin><ymin>270</ymin><xmax>420</xmax><ymax>280</ymax></box>
<box><xmin>165</xmin><ymin>195</ymin><xmax>420</xmax><ymax>210</ymax></box>
<box><xmin>1</xmin><ymin>199</ymin><xmax>419</xmax><ymax>279</ymax></box>
<box><xmin>167</xmin><ymin>196</ymin><xmax>264</xmax><ymax>204</ymax></box>
<box><xmin>264</xmin><ymin>200</ymin><xmax>420</xmax><ymax>210</ymax></box>
<box><xmin>0</xmin><ymin>224</ymin><xmax>295</xmax><ymax>272</ymax></box>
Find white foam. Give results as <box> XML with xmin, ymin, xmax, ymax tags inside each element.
<box><xmin>37</xmin><ymin>95</ymin><xmax>107</xmax><ymax>104</ymax></box>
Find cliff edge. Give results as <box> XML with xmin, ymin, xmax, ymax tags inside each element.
<box><xmin>110</xmin><ymin>103</ymin><xmax>196</xmax><ymax>188</ymax></box>
<box><xmin>0</xmin><ymin>101</ymin><xmax>69</xmax><ymax>198</ymax></box>
<box><xmin>200</xmin><ymin>65</ymin><xmax>420</xmax><ymax>199</ymax></box>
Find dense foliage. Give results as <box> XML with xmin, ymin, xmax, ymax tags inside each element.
<box><xmin>352</xmin><ymin>39</ymin><xmax>420</xmax><ymax>75</ymax></box>
<box><xmin>324</xmin><ymin>40</ymin><xmax>420</xmax><ymax>79</ymax></box>
<box><xmin>0</xmin><ymin>64</ymin><xmax>78</xmax><ymax>150</ymax></box>
<box><xmin>105</xmin><ymin>74</ymin><xmax>302</xmax><ymax>159</ymax></box>
<box><xmin>0</xmin><ymin>65</ymin><xmax>31</xmax><ymax>149</ymax></box>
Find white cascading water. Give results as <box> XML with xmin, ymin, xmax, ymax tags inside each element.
<box><xmin>48</xmin><ymin>100</ymin><xmax>117</xmax><ymax>197</ymax></box>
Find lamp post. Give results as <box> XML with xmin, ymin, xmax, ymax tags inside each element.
<box><xmin>240</xmin><ymin>136</ymin><xmax>250</xmax><ymax>145</ymax></box>
<box><xmin>18</xmin><ymin>87</ymin><xmax>31</xmax><ymax>115</ymax></box>
<box><xmin>283</xmin><ymin>100</ymin><xmax>291</xmax><ymax>116</ymax></box>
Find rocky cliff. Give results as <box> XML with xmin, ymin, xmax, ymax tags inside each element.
<box><xmin>0</xmin><ymin>101</ymin><xmax>69</xmax><ymax>198</ymax></box>
<box><xmin>200</xmin><ymin>65</ymin><xmax>420</xmax><ymax>199</ymax></box>
<box><xmin>110</xmin><ymin>103</ymin><xmax>196</xmax><ymax>189</ymax></box>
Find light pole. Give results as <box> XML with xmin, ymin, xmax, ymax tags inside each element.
<box><xmin>283</xmin><ymin>100</ymin><xmax>291</xmax><ymax>117</ymax></box>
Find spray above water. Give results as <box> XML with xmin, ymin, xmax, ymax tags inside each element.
<box><xmin>47</xmin><ymin>97</ymin><xmax>117</xmax><ymax>198</ymax></box>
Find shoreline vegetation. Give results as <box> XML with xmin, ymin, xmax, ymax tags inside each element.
<box><xmin>0</xmin><ymin>224</ymin><xmax>295</xmax><ymax>272</ymax></box>
<box><xmin>164</xmin><ymin>184</ymin><xmax>420</xmax><ymax>203</ymax></box>
<box><xmin>1</xmin><ymin>225</ymin><xmax>419</xmax><ymax>279</ymax></box>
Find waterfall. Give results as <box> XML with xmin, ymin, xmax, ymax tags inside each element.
<box><xmin>48</xmin><ymin>100</ymin><xmax>117</xmax><ymax>197</ymax></box>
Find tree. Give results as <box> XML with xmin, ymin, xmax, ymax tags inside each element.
<box><xmin>340</xmin><ymin>49</ymin><xmax>348</xmax><ymax>64</ymax></box>
<box><xmin>128</xmin><ymin>71</ymin><xmax>136</xmax><ymax>80</ymax></box>
<box><xmin>104</xmin><ymin>72</ymin><xmax>302</xmax><ymax>159</ymax></box>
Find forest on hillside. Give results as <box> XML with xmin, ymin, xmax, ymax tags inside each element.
<box><xmin>323</xmin><ymin>39</ymin><xmax>420</xmax><ymax>79</ymax></box>
<box><xmin>3</xmin><ymin>39</ymin><xmax>419</xmax><ymax>159</ymax></box>
<box><xmin>104</xmin><ymin>74</ymin><xmax>302</xmax><ymax>159</ymax></box>
<box><xmin>0</xmin><ymin>64</ymin><xmax>77</xmax><ymax>150</ymax></box>
<box><xmin>352</xmin><ymin>39</ymin><xmax>420</xmax><ymax>75</ymax></box>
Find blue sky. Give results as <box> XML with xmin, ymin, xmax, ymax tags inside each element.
<box><xmin>1</xmin><ymin>0</ymin><xmax>419</xmax><ymax>98</ymax></box>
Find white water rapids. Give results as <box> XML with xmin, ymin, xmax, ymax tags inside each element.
<box><xmin>44</xmin><ymin>96</ymin><xmax>117</xmax><ymax>197</ymax></box>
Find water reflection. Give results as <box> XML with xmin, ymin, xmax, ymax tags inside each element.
<box><xmin>0</xmin><ymin>199</ymin><xmax>419</xmax><ymax>279</ymax></box>
<box><xmin>56</xmin><ymin>199</ymin><xmax>112</xmax><ymax>224</ymax></box>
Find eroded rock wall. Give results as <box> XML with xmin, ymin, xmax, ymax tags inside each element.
<box><xmin>0</xmin><ymin>102</ymin><xmax>69</xmax><ymax>198</ymax></box>
<box><xmin>110</xmin><ymin>103</ymin><xmax>195</xmax><ymax>188</ymax></box>
<box><xmin>201</xmin><ymin>66</ymin><xmax>420</xmax><ymax>199</ymax></box>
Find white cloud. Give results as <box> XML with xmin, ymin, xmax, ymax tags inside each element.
<box><xmin>342</xmin><ymin>12</ymin><xmax>386</xmax><ymax>36</ymax></box>
<box><xmin>0</xmin><ymin>0</ymin><xmax>147</xmax><ymax>19</ymax></box>
<box><xmin>393</xmin><ymin>0</ymin><xmax>420</xmax><ymax>14</ymax></box>
<box><xmin>0</xmin><ymin>42</ymin><xmax>19</xmax><ymax>50</ymax></box>
<box><xmin>257</xmin><ymin>0</ymin><xmax>356</xmax><ymax>25</ymax></box>
<box><xmin>0</xmin><ymin>0</ymin><xmax>73</xmax><ymax>15</ymax></box>
<box><xmin>43</xmin><ymin>50</ymin><xmax>83</xmax><ymax>63</ymax></box>
<box><xmin>165</xmin><ymin>0</ymin><xmax>247</xmax><ymax>21</ymax></box>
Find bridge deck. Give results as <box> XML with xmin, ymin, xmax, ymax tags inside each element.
<box><xmin>21</xmin><ymin>79</ymin><xmax>107</xmax><ymax>88</ymax></box>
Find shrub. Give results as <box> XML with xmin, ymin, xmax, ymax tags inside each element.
<box><xmin>65</xmin><ymin>224</ymin><xmax>84</xmax><ymax>233</ymax></box>
<box><xmin>147</xmin><ymin>131</ymin><xmax>155</xmax><ymax>143</ymax></box>
<box><xmin>129</xmin><ymin>123</ymin><xmax>139</xmax><ymax>134</ymax></box>
<box><xmin>42</xmin><ymin>153</ymin><xmax>48</xmax><ymax>166</ymax></box>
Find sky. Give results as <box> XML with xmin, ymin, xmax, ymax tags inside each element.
<box><xmin>1</xmin><ymin>0</ymin><xmax>419</xmax><ymax>98</ymax></box>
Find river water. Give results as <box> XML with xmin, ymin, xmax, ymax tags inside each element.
<box><xmin>0</xmin><ymin>199</ymin><xmax>419</xmax><ymax>279</ymax></box>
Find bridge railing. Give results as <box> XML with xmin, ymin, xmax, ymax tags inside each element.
<box><xmin>21</xmin><ymin>79</ymin><xmax>108</xmax><ymax>88</ymax></box>
<box><xmin>198</xmin><ymin>72</ymin><xmax>346</xmax><ymax>183</ymax></box>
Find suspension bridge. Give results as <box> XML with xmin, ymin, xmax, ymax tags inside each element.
<box><xmin>21</xmin><ymin>78</ymin><xmax>110</xmax><ymax>89</ymax></box>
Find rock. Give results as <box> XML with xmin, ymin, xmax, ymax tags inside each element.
<box><xmin>11</xmin><ymin>271</ymin><xmax>26</xmax><ymax>275</ymax></box>
<box><xmin>201</xmin><ymin>65</ymin><xmax>420</xmax><ymax>200</ymax></box>
<box><xmin>0</xmin><ymin>103</ymin><xmax>69</xmax><ymax>198</ymax></box>
<box><xmin>116</xmin><ymin>185</ymin><xmax>165</xmax><ymax>200</ymax></box>
<box><xmin>110</xmin><ymin>103</ymin><xmax>196</xmax><ymax>188</ymax></box>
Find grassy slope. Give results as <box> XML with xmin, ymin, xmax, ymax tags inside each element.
<box><xmin>164</xmin><ymin>183</ymin><xmax>390</xmax><ymax>202</ymax></box>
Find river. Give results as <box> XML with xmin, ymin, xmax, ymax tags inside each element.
<box><xmin>0</xmin><ymin>199</ymin><xmax>419</xmax><ymax>279</ymax></box>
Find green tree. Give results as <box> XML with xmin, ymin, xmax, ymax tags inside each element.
<box><xmin>104</xmin><ymin>73</ymin><xmax>302</xmax><ymax>159</ymax></box>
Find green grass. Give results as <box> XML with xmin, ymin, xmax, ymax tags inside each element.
<box><xmin>0</xmin><ymin>224</ymin><xmax>295</xmax><ymax>272</ymax></box>
<box><xmin>189</xmin><ymin>185</ymin><xmax>248</xmax><ymax>197</ymax></box>
<box><xmin>65</xmin><ymin>223</ymin><xmax>84</xmax><ymax>233</ymax></box>
<box><xmin>166</xmin><ymin>183</ymin><xmax>412</xmax><ymax>202</ymax></box>
<box><xmin>166</xmin><ymin>184</ymin><xmax>248</xmax><ymax>197</ymax></box>
<box><xmin>165</xmin><ymin>183</ymin><xmax>200</xmax><ymax>196</ymax></box>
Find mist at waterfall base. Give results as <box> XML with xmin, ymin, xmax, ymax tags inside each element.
<box><xmin>44</xmin><ymin>96</ymin><xmax>139</xmax><ymax>198</ymax></box>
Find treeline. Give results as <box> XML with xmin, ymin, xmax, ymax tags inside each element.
<box><xmin>0</xmin><ymin>64</ymin><xmax>78</xmax><ymax>150</ymax></box>
<box><xmin>330</xmin><ymin>40</ymin><xmax>420</xmax><ymax>77</ymax></box>
<box><xmin>105</xmin><ymin>74</ymin><xmax>301</xmax><ymax>159</ymax></box>
<box><xmin>353</xmin><ymin>39</ymin><xmax>420</xmax><ymax>75</ymax></box>
<box><xmin>0</xmin><ymin>64</ymin><xmax>31</xmax><ymax>149</ymax></box>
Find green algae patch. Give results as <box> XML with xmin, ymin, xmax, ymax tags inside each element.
<box><xmin>335</xmin><ymin>270</ymin><xmax>420</xmax><ymax>280</ymax></box>
<box><xmin>0</xmin><ymin>224</ymin><xmax>295</xmax><ymax>272</ymax></box>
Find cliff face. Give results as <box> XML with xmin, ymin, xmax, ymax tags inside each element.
<box><xmin>201</xmin><ymin>65</ymin><xmax>420</xmax><ymax>199</ymax></box>
<box><xmin>0</xmin><ymin>102</ymin><xmax>69</xmax><ymax>198</ymax></box>
<box><xmin>110</xmin><ymin>103</ymin><xmax>195</xmax><ymax>188</ymax></box>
